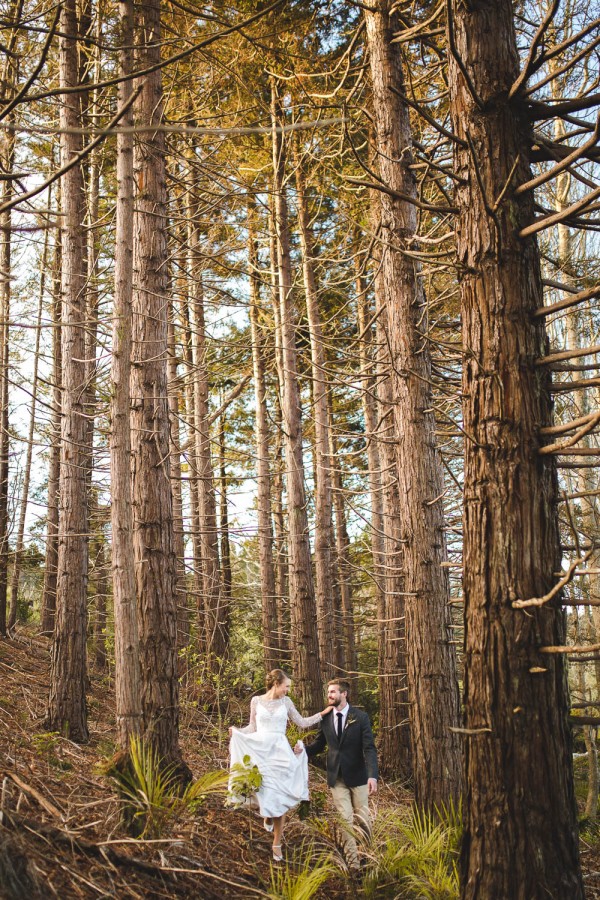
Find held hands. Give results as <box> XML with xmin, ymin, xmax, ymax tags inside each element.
<box><xmin>368</xmin><ymin>778</ymin><xmax>378</xmax><ymax>796</ymax></box>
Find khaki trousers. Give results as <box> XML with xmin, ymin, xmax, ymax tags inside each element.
<box><xmin>330</xmin><ymin>778</ymin><xmax>371</xmax><ymax>868</ymax></box>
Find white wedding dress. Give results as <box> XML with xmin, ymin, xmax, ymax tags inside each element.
<box><xmin>228</xmin><ymin>696</ymin><xmax>321</xmax><ymax>818</ymax></box>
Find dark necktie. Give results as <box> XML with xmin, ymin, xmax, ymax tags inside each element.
<box><xmin>337</xmin><ymin>712</ymin><xmax>343</xmax><ymax>741</ymax></box>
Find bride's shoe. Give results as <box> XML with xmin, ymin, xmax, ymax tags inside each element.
<box><xmin>264</xmin><ymin>817</ymin><xmax>274</xmax><ymax>832</ymax></box>
<box><xmin>272</xmin><ymin>844</ymin><xmax>283</xmax><ymax>862</ymax></box>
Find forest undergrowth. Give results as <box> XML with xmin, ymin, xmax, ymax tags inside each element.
<box><xmin>1</xmin><ymin>630</ymin><xmax>600</xmax><ymax>899</ymax></box>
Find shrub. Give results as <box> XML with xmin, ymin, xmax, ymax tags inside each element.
<box><xmin>104</xmin><ymin>736</ymin><xmax>228</xmax><ymax>837</ymax></box>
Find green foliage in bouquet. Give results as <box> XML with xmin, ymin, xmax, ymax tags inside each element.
<box><xmin>227</xmin><ymin>753</ymin><xmax>262</xmax><ymax>806</ymax></box>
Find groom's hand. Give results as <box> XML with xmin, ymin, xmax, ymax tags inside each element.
<box><xmin>368</xmin><ymin>778</ymin><xmax>378</xmax><ymax>795</ymax></box>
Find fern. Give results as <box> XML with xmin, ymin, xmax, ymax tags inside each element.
<box><xmin>361</xmin><ymin>801</ymin><xmax>461</xmax><ymax>899</ymax></box>
<box><xmin>266</xmin><ymin>843</ymin><xmax>337</xmax><ymax>900</ymax></box>
<box><xmin>105</xmin><ymin>737</ymin><xmax>227</xmax><ymax>837</ymax></box>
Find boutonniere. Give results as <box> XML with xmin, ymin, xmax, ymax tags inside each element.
<box><xmin>346</xmin><ymin>717</ymin><xmax>357</xmax><ymax>727</ymax></box>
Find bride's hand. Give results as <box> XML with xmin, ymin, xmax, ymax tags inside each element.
<box><xmin>320</xmin><ymin>706</ymin><xmax>332</xmax><ymax>718</ymax></box>
<box><xmin>228</xmin><ymin>726</ymin><xmax>234</xmax><ymax>736</ymax></box>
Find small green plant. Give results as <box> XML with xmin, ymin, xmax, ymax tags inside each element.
<box><xmin>32</xmin><ymin>731</ymin><xmax>72</xmax><ymax>771</ymax></box>
<box><xmin>266</xmin><ymin>842</ymin><xmax>337</xmax><ymax>900</ymax></box>
<box><xmin>180</xmin><ymin>769</ymin><xmax>230</xmax><ymax>813</ymax></box>
<box><xmin>286</xmin><ymin>722</ymin><xmax>319</xmax><ymax>750</ymax></box>
<box><xmin>226</xmin><ymin>753</ymin><xmax>262</xmax><ymax>807</ymax></box>
<box><xmin>362</xmin><ymin>800</ymin><xmax>462</xmax><ymax>899</ymax></box>
<box><xmin>297</xmin><ymin>788</ymin><xmax>327</xmax><ymax>821</ymax></box>
<box><xmin>32</xmin><ymin>731</ymin><xmax>60</xmax><ymax>757</ymax></box>
<box><xmin>105</xmin><ymin>737</ymin><xmax>227</xmax><ymax>837</ymax></box>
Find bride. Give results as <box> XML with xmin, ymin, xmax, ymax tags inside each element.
<box><xmin>228</xmin><ymin>669</ymin><xmax>330</xmax><ymax>861</ymax></box>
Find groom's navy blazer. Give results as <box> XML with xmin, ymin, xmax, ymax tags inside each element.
<box><xmin>305</xmin><ymin>705</ymin><xmax>379</xmax><ymax>788</ymax></box>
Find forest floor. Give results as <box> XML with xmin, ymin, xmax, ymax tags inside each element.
<box><xmin>0</xmin><ymin>630</ymin><xmax>410</xmax><ymax>899</ymax></box>
<box><xmin>1</xmin><ymin>632</ymin><xmax>600</xmax><ymax>899</ymax></box>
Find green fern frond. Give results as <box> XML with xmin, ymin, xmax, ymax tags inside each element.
<box><xmin>182</xmin><ymin>769</ymin><xmax>229</xmax><ymax>811</ymax></box>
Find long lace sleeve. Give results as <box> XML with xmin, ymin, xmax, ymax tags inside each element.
<box><xmin>285</xmin><ymin>697</ymin><xmax>322</xmax><ymax>729</ymax></box>
<box><xmin>236</xmin><ymin>696</ymin><xmax>258</xmax><ymax>733</ymax></box>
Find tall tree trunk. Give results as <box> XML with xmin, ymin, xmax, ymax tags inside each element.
<box><xmin>446</xmin><ymin>1</ymin><xmax>584</xmax><ymax>895</ymax></box>
<box><xmin>191</xmin><ymin>269</ymin><xmax>226</xmax><ymax>661</ymax></box>
<box><xmin>362</xmin><ymin>206</ymin><xmax>411</xmax><ymax>779</ymax></box>
<box><xmin>268</xmin><ymin>205</ymin><xmax>289</xmax><ymax>659</ymax></box>
<box><xmin>180</xmin><ymin>292</ymin><xmax>203</xmax><ymax>646</ymax></box>
<box><xmin>356</xmin><ymin>267</ymin><xmax>389</xmax><ymax>707</ymax></box>
<box><xmin>167</xmin><ymin>316</ymin><xmax>190</xmax><ymax>651</ymax></box>
<box><xmin>293</xmin><ymin>141</ymin><xmax>337</xmax><ymax>677</ymax></box>
<box><xmin>272</xmin><ymin>402</ymin><xmax>289</xmax><ymax>660</ymax></box>
<box><xmin>376</xmin><ymin>306</ymin><xmax>412</xmax><ymax>782</ymax></box>
<box><xmin>47</xmin><ymin>0</ymin><xmax>89</xmax><ymax>742</ymax></box>
<box><xmin>270</xmin><ymin>83</ymin><xmax>321</xmax><ymax>712</ymax></box>
<box><xmin>0</xmin><ymin>169</ymin><xmax>11</xmax><ymax>637</ymax></box>
<box><xmin>8</xmin><ymin>211</ymin><xmax>47</xmax><ymax>631</ymax></box>
<box><xmin>328</xmin><ymin>417</ymin><xmax>356</xmax><ymax>678</ymax></box>
<box><xmin>110</xmin><ymin>0</ymin><xmax>141</xmax><ymax>750</ymax></box>
<box><xmin>40</xmin><ymin>225</ymin><xmax>62</xmax><ymax>636</ymax></box>
<box><xmin>219</xmin><ymin>412</ymin><xmax>232</xmax><ymax>622</ymax></box>
<box><xmin>83</xmin><ymin>9</ymin><xmax>101</xmax><ymax>651</ymax></box>
<box><xmin>93</xmin><ymin>529</ymin><xmax>108</xmax><ymax>672</ymax></box>
<box><xmin>248</xmin><ymin>208</ymin><xmax>278</xmax><ymax>672</ymax></box>
<box><xmin>0</xmin><ymin>0</ymin><xmax>22</xmax><ymax>637</ymax></box>
<box><xmin>365</xmin><ymin>0</ymin><xmax>461</xmax><ymax>805</ymax></box>
<box><xmin>131</xmin><ymin>0</ymin><xmax>183</xmax><ymax>767</ymax></box>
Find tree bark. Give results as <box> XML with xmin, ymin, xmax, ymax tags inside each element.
<box><xmin>270</xmin><ymin>82</ymin><xmax>321</xmax><ymax>712</ymax></box>
<box><xmin>131</xmin><ymin>0</ymin><xmax>182</xmax><ymax>766</ymax></box>
<box><xmin>376</xmin><ymin>301</ymin><xmax>412</xmax><ymax>782</ymax></box>
<box><xmin>110</xmin><ymin>0</ymin><xmax>142</xmax><ymax>750</ymax></box>
<box><xmin>93</xmin><ymin>529</ymin><xmax>108</xmax><ymax>672</ymax></box>
<box><xmin>293</xmin><ymin>141</ymin><xmax>337</xmax><ymax>678</ymax></box>
<box><xmin>219</xmin><ymin>411</ymin><xmax>232</xmax><ymax>631</ymax></box>
<box><xmin>47</xmin><ymin>0</ymin><xmax>90</xmax><ymax>743</ymax></box>
<box><xmin>0</xmin><ymin>15</ymin><xmax>20</xmax><ymax>635</ymax></box>
<box><xmin>40</xmin><ymin>226</ymin><xmax>62</xmax><ymax>636</ymax></box>
<box><xmin>248</xmin><ymin>207</ymin><xmax>278</xmax><ymax>672</ymax></box>
<box><xmin>191</xmin><ymin>268</ymin><xmax>226</xmax><ymax>661</ymax></box>
<box><xmin>446</xmin><ymin>1</ymin><xmax>584</xmax><ymax>895</ymax></box>
<box><xmin>179</xmin><ymin>292</ymin><xmax>203</xmax><ymax>646</ymax></box>
<box><xmin>8</xmin><ymin>209</ymin><xmax>47</xmax><ymax>631</ymax></box>
<box><xmin>167</xmin><ymin>315</ymin><xmax>190</xmax><ymax>652</ymax></box>
<box><xmin>365</xmin><ymin>0</ymin><xmax>461</xmax><ymax>804</ymax></box>
<box><xmin>356</xmin><ymin>268</ymin><xmax>389</xmax><ymax>706</ymax></box>
<box><xmin>268</xmin><ymin>206</ymin><xmax>289</xmax><ymax>659</ymax></box>
<box><xmin>328</xmin><ymin>416</ymin><xmax>356</xmax><ymax>679</ymax></box>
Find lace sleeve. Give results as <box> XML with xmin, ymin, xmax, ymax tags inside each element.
<box><xmin>285</xmin><ymin>697</ymin><xmax>322</xmax><ymax>729</ymax></box>
<box><xmin>237</xmin><ymin>696</ymin><xmax>258</xmax><ymax>733</ymax></box>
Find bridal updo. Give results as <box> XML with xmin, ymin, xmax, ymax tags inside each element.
<box><xmin>266</xmin><ymin>668</ymin><xmax>290</xmax><ymax>690</ymax></box>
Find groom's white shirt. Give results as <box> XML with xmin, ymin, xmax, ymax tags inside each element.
<box><xmin>334</xmin><ymin>701</ymin><xmax>349</xmax><ymax>731</ymax></box>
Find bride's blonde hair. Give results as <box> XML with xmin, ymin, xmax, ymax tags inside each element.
<box><xmin>266</xmin><ymin>668</ymin><xmax>290</xmax><ymax>690</ymax></box>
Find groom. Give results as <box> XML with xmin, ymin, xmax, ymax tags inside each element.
<box><xmin>295</xmin><ymin>679</ymin><xmax>378</xmax><ymax>869</ymax></box>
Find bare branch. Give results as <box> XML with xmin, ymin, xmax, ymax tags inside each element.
<box><xmin>536</xmin><ymin>341</ymin><xmax>600</xmax><ymax>367</ymax></box>
<box><xmin>512</xmin><ymin>548</ymin><xmax>595</xmax><ymax>610</ymax></box>
<box><xmin>533</xmin><ymin>284</ymin><xmax>600</xmax><ymax>318</ymax></box>
<box><xmin>508</xmin><ymin>0</ymin><xmax>561</xmax><ymax>99</ymax></box>
<box><xmin>520</xmin><ymin>185</ymin><xmax>600</xmax><ymax>237</ymax></box>
<box><xmin>516</xmin><ymin>113</ymin><xmax>600</xmax><ymax>196</ymax></box>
